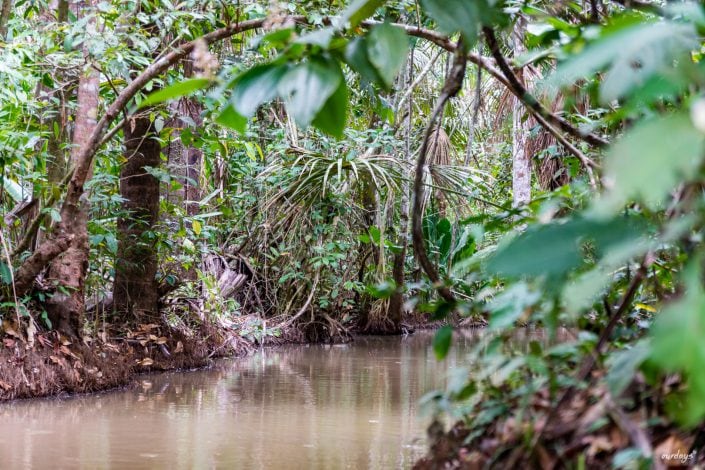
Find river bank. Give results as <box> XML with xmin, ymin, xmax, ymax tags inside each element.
<box><xmin>0</xmin><ymin>311</ymin><xmax>464</xmax><ymax>402</ymax></box>
<box><xmin>0</xmin><ymin>320</ymin><xmax>251</xmax><ymax>401</ymax></box>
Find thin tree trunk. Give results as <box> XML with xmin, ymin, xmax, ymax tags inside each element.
<box><xmin>112</xmin><ymin>108</ymin><xmax>161</xmax><ymax>321</ymax></box>
<box><xmin>0</xmin><ymin>0</ymin><xmax>13</xmax><ymax>38</ymax></box>
<box><xmin>511</xmin><ymin>18</ymin><xmax>531</xmax><ymax>207</ymax></box>
<box><xmin>387</xmin><ymin>47</ymin><xmax>416</xmax><ymax>332</ymax></box>
<box><xmin>167</xmin><ymin>94</ymin><xmax>202</xmax><ymax>216</ymax></box>
<box><xmin>45</xmin><ymin>0</ymin><xmax>99</xmax><ymax>335</ymax></box>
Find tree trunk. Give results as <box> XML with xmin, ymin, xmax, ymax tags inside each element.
<box><xmin>112</xmin><ymin>108</ymin><xmax>162</xmax><ymax>322</ymax></box>
<box><xmin>0</xmin><ymin>0</ymin><xmax>13</xmax><ymax>38</ymax></box>
<box><xmin>167</xmin><ymin>96</ymin><xmax>202</xmax><ymax>217</ymax></box>
<box><xmin>511</xmin><ymin>17</ymin><xmax>531</xmax><ymax>207</ymax></box>
<box><xmin>45</xmin><ymin>0</ymin><xmax>99</xmax><ymax>335</ymax></box>
<box><xmin>387</xmin><ymin>49</ymin><xmax>417</xmax><ymax>333</ymax></box>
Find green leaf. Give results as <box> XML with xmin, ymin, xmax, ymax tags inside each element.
<box><xmin>367</xmin><ymin>23</ymin><xmax>407</xmax><ymax>88</ymax></box>
<box><xmin>2</xmin><ymin>176</ymin><xmax>26</xmax><ymax>203</ymax></box>
<box><xmin>278</xmin><ymin>57</ymin><xmax>342</xmax><ymax>127</ymax></box>
<box><xmin>487</xmin><ymin>282</ymin><xmax>541</xmax><ymax>331</ymax></box>
<box><xmin>649</xmin><ymin>261</ymin><xmax>705</xmax><ymax>426</ymax></box>
<box><xmin>312</xmin><ymin>72</ymin><xmax>349</xmax><ymax>138</ymax></box>
<box><xmin>562</xmin><ymin>267</ymin><xmax>611</xmax><ymax>316</ymax></box>
<box><xmin>0</xmin><ymin>262</ymin><xmax>12</xmax><ymax>284</ymax></box>
<box><xmin>366</xmin><ymin>280</ymin><xmax>395</xmax><ymax>299</ymax></box>
<box><xmin>138</xmin><ymin>78</ymin><xmax>211</xmax><ymax>108</ymax></box>
<box><xmin>296</xmin><ymin>27</ymin><xmax>335</xmax><ymax>48</ymax></box>
<box><xmin>543</xmin><ymin>21</ymin><xmax>698</xmax><ymax>103</ymax></box>
<box><xmin>368</xmin><ymin>226</ymin><xmax>381</xmax><ymax>244</ymax></box>
<box><xmin>595</xmin><ymin>112</ymin><xmax>705</xmax><ymax>214</ymax></box>
<box><xmin>344</xmin><ymin>37</ymin><xmax>384</xmax><ymax>85</ymax></box>
<box><xmin>487</xmin><ymin>217</ymin><xmax>645</xmax><ymax>278</ymax></box>
<box><xmin>341</xmin><ymin>0</ymin><xmax>385</xmax><ymax>28</ymax></box>
<box><xmin>606</xmin><ymin>341</ymin><xmax>650</xmax><ymax>397</ymax></box>
<box><xmin>433</xmin><ymin>325</ymin><xmax>453</xmax><ymax>360</ymax></box>
<box><xmin>215</xmin><ymin>105</ymin><xmax>247</xmax><ymax>133</ymax></box>
<box><xmin>420</xmin><ymin>0</ymin><xmax>495</xmax><ymax>45</ymax></box>
<box><xmin>231</xmin><ymin>63</ymin><xmax>289</xmax><ymax>118</ymax></box>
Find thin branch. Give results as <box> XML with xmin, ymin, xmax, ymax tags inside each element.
<box><xmin>483</xmin><ymin>27</ymin><xmax>609</xmax><ymax>149</ymax></box>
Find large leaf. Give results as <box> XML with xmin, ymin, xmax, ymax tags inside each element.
<box><xmin>606</xmin><ymin>341</ymin><xmax>650</xmax><ymax>397</ymax></box>
<box><xmin>366</xmin><ymin>23</ymin><xmax>408</xmax><ymax>88</ymax></box>
<box><xmin>138</xmin><ymin>78</ymin><xmax>211</xmax><ymax>108</ymax></box>
<box><xmin>433</xmin><ymin>325</ymin><xmax>453</xmax><ymax>360</ymax></box>
<box><xmin>543</xmin><ymin>21</ymin><xmax>698</xmax><ymax>104</ymax></box>
<box><xmin>650</xmin><ymin>262</ymin><xmax>705</xmax><ymax>426</ymax></box>
<box><xmin>419</xmin><ymin>0</ymin><xmax>494</xmax><ymax>45</ymax></box>
<box><xmin>344</xmin><ymin>36</ymin><xmax>383</xmax><ymax>85</ymax></box>
<box><xmin>488</xmin><ymin>282</ymin><xmax>541</xmax><ymax>331</ymax></box>
<box><xmin>487</xmin><ymin>217</ymin><xmax>645</xmax><ymax>278</ymax></box>
<box><xmin>278</xmin><ymin>57</ymin><xmax>342</xmax><ymax>127</ymax></box>
<box><xmin>596</xmin><ymin>112</ymin><xmax>705</xmax><ymax>214</ymax></box>
<box><xmin>215</xmin><ymin>104</ymin><xmax>247</xmax><ymax>133</ymax></box>
<box><xmin>312</xmin><ymin>77</ymin><xmax>349</xmax><ymax>138</ymax></box>
<box><xmin>340</xmin><ymin>0</ymin><xmax>385</xmax><ymax>28</ymax></box>
<box><xmin>231</xmin><ymin>63</ymin><xmax>289</xmax><ymax>118</ymax></box>
<box><xmin>2</xmin><ymin>176</ymin><xmax>27</xmax><ymax>203</ymax></box>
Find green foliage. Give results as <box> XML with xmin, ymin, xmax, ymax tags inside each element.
<box><xmin>433</xmin><ymin>325</ymin><xmax>453</xmax><ymax>360</ymax></box>
<box><xmin>597</xmin><ymin>112</ymin><xmax>705</xmax><ymax>213</ymax></box>
<box><xmin>366</xmin><ymin>23</ymin><xmax>408</xmax><ymax>88</ymax></box>
<box><xmin>649</xmin><ymin>262</ymin><xmax>705</xmax><ymax>426</ymax></box>
<box><xmin>138</xmin><ymin>78</ymin><xmax>211</xmax><ymax>108</ymax></box>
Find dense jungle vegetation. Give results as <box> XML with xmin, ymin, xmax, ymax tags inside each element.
<box><xmin>2</xmin><ymin>0</ymin><xmax>705</xmax><ymax>467</ymax></box>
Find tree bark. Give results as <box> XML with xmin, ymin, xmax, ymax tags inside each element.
<box><xmin>0</xmin><ymin>0</ymin><xmax>13</xmax><ymax>38</ymax></box>
<box><xmin>167</xmin><ymin>94</ymin><xmax>203</xmax><ymax>216</ymax></box>
<box><xmin>511</xmin><ymin>18</ymin><xmax>531</xmax><ymax>207</ymax></box>
<box><xmin>45</xmin><ymin>0</ymin><xmax>99</xmax><ymax>335</ymax></box>
<box><xmin>112</xmin><ymin>108</ymin><xmax>162</xmax><ymax>321</ymax></box>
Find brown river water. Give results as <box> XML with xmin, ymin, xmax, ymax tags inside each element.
<box><xmin>0</xmin><ymin>329</ymin><xmax>537</xmax><ymax>469</ymax></box>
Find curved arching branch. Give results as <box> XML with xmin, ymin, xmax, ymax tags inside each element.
<box><xmin>410</xmin><ymin>42</ymin><xmax>468</xmax><ymax>304</ymax></box>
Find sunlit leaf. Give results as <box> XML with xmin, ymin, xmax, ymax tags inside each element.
<box><xmin>139</xmin><ymin>78</ymin><xmax>211</xmax><ymax>108</ymax></box>
<box><xmin>341</xmin><ymin>0</ymin><xmax>385</xmax><ymax>28</ymax></box>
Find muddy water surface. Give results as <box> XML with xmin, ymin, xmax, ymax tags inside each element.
<box><xmin>0</xmin><ymin>330</ymin><xmax>499</xmax><ymax>469</ymax></box>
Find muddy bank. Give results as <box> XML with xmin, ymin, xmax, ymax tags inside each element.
<box><xmin>0</xmin><ymin>322</ymin><xmax>252</xmax><ymax>401</ymax></box>
<box><xmin>0</xmin><ymin>311</ymin><xmax>476</xmax><ymax>402</ymax></box>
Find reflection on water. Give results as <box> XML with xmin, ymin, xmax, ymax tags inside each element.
<box><xmin>0</xmin><ymin>329</ymin><xmax>547</xmax><ymax>469</ymax></box>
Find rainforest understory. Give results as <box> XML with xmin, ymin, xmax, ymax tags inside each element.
<box><xmin>3</xmin><ymin>0</ymin><xmax>705</xmax><ymax>468</ymax></box>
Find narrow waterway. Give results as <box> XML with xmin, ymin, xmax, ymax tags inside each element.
<box><xmin>0</xmin><ymin>330</ymin><xmax>503</xmax><ymax>469</ymax></box>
